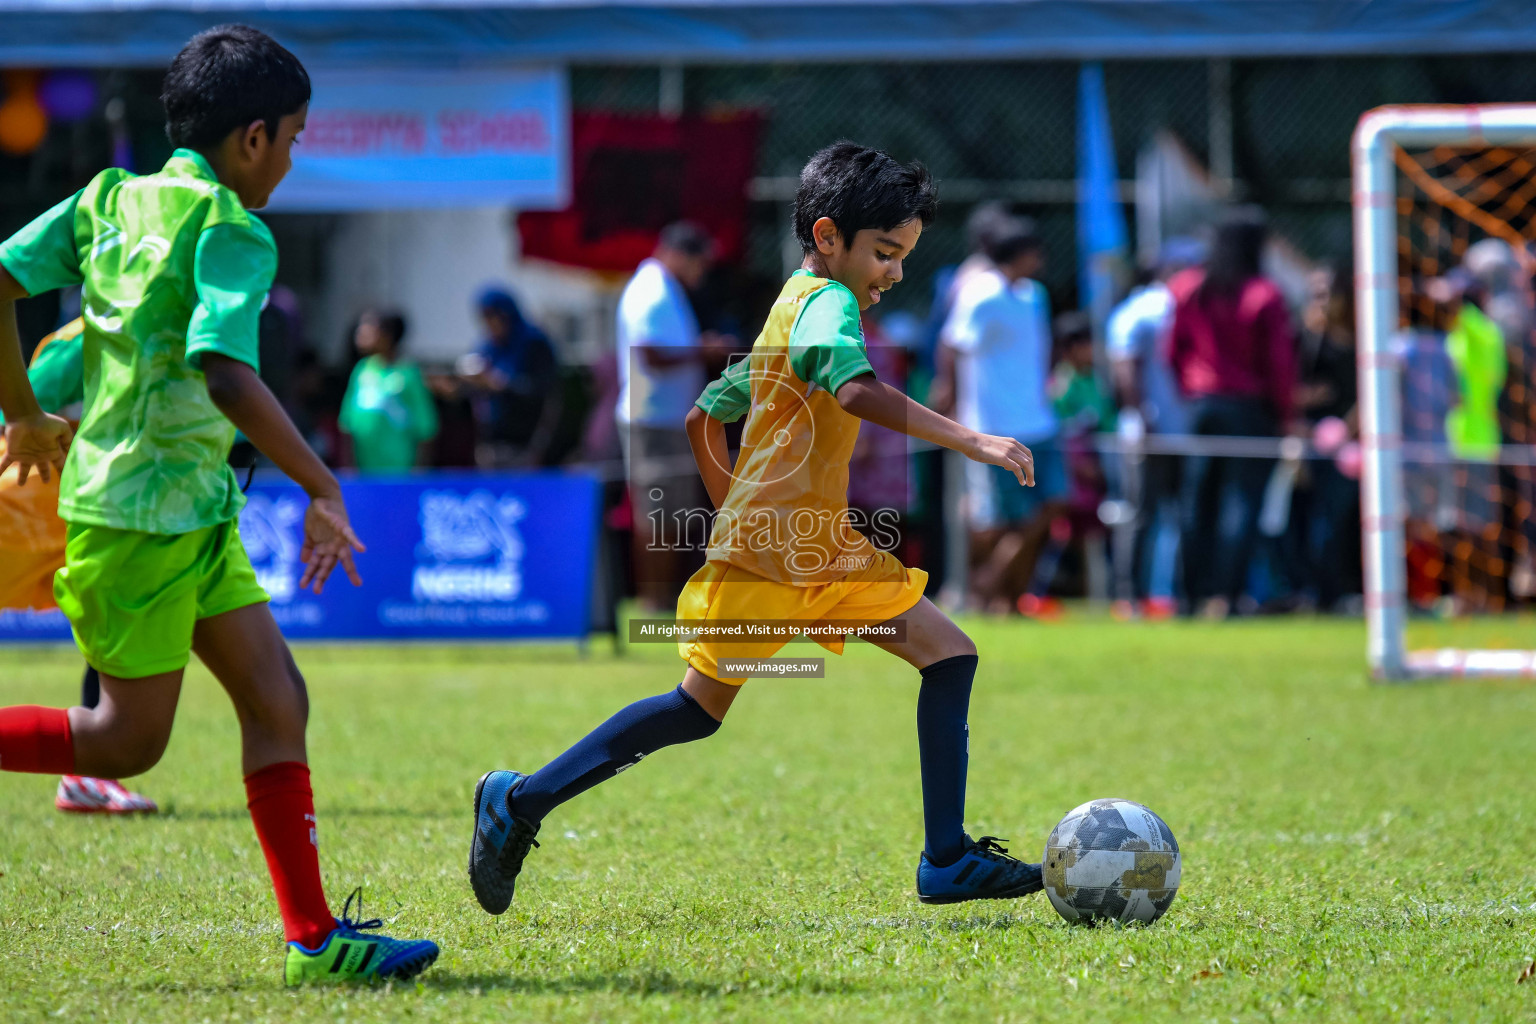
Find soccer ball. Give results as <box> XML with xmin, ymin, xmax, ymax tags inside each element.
<box><xmin>1042</xmin><ymin>798</ymin><xmax>1181</xmax><ymax>926</ymax></box>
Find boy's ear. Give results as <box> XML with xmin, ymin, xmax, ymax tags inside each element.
<box><xmin>240</xmin><ymin>119</ymin><xmax>268</xmax><ymax>159</ymax></box>
<box><xmin>813</xmin><ymin>217</ymin><xmax>841</xmax><ymax>256</ymax></box>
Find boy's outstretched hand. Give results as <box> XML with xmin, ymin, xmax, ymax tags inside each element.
<box><xmin>0</xmin><ymin>412</ymin><xmax>73</xmax><ymax>484</ymax></box>
<box><xmin>965</xmin><ymin>432</ymin><xmax>1036</xmax><ymax>488</ymax></box>
<box><xmin>298</xmin><ymin>492</ymin><xmax>366</xmax><ymax>594</ymax></box>
<box><xmin>201</xmin><ymin>353</ymin><xmax>366</xmax><ymax>593</ymax></box>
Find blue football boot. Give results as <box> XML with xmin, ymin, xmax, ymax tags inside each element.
<box><xmin>916</xmin><ymin>834</ymin><xmax>1043</xmax><ymax>904</ymax></box>
<box><xmin>284</xmin><ymin>889</ymin><xmax>439</xmax><ymax>986</ymax></box>
<box><xmin>468</xmin><ymin>770</ymin><xmax>541</xmax><ymax>915</ymax></box>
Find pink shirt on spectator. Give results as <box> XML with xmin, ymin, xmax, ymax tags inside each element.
<box><xmin>1167</xmin><ymin>267</ymin><xmax>1296</xmax><ymax>425</ymax></box>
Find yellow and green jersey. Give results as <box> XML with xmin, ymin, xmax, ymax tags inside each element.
<box><xmin>695</xmin><ymin>269</ymin><xmax>895</xmax><ymax>586</ymax></box>
<box><xmin>0</xmin><ymin>149</ymin><xmax>275</xmax><ymax>534</ymax></box>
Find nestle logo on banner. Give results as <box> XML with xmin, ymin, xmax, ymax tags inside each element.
<box><xmin>413</xmin><ymin>491</ymin><xmax>527</xmax><ymax>603</ymax></box>
<box><xmin>238</xmin><ymin>495</ymin><xmax>305</xmax><ymax>602</ymax></box>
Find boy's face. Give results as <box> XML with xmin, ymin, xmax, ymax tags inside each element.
<box><xmin>228</xmin><ymin>104</ymin><xmax>307</xmax><ymax>209</ymax></box>
<box><xmin>355</xmin><ymin>315</ymin><xmax>383</xmax><ymax>356</ymax></box>
<box><xmin>1066</xmin><ymin>337</ymin><xmax>1094</xmax><ymax>371</ymax></box>
<box><xmin>811</xmin><ymin>217</ymin><xmax>922</xmax><ymax>311</ymax></box>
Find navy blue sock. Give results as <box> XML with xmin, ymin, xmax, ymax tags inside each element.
<box><xmin>80</xmin><ymin>665</ymin><xmax>100</xmax><ymax>709</ymax></box>
<box><xmin>511</xmin><ymin>685</ymin><xmax>721</xmax><ymax>824</ymax></box>
<box><xmin>917</xmin><ymin>654</ymin><xmax>976</xmax><ymax>867</ymax></box>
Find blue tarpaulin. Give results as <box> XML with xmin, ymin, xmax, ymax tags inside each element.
<box><xmin>2</xmin><ymin>1</ymin><xmax>1535</xmax><ymax>67</ymax></box>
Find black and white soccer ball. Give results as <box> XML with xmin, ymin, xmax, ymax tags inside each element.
<box><xmin>1042</xmin><ymin>798</ymin><xmax>1181</xmax><ymax>926</ymax></box>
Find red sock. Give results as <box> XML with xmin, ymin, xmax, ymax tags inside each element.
<box><xmin>245</xmin><ymin>762</ymin><xmax>336</xmax><ymax>948</ymax></box>
<box><xmin>0</xmin><ymin>706</ymin><xmax>74</xmax><ymax>774</ymax></box>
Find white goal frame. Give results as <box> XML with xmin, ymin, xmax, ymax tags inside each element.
<box><xmin>1354</xmin><ymin>104</ymin><xmax>1536</xmax><ymax>680</ymax></box>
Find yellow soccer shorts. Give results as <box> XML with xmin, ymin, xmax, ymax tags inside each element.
<box><xmin>677</xmin><ymin>550</ymin><xmax>928</xmax><ymax>684</ymax></box>
<box><xmin>54</xmin><ymin>518</ymin><xmax>269</xmax><ymax>679</ymax></box>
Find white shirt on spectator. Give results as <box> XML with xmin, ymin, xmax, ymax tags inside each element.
<box><xmin>943</xmin><ymin>268</ymin><xmax>1056</xmax><ymax>442</ymax></box>
<box><xmin>616</xmin><ymin>257</ymin><xmax>702</xmax><ymax>428</ymax></box>
<box><xmin>1106</xmin><ymin>281</ymin><xmax>1188</xmax><ymax>435</ymax></box>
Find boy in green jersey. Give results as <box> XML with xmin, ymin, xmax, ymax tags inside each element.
<box><xmin>0</xmin><ymin>26</ymin><xmax>438</xmax><ymax>984</ymax></box>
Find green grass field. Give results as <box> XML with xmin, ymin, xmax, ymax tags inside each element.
<box><xmin>3</xmin><ymin>616</ymin><xmax>1536</xmax><ymax>1022</ymax></box>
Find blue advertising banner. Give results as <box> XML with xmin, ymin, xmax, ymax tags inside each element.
<box><xmin>265</xmin><ymin>67</ymin><xmax>569</xmax><ymax>212</ymax></box>
<box><xmin>0</xmin><ymin>471</ymin><xmax>600</xmax><ymax>643</ymax></box>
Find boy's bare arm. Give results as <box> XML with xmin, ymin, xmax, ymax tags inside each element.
<box><xmin>685</xmin><ymin>405</ymin><xmax>734</xmax><ymax>510</ymax></box>
<box><xmin>835</xmin><ymin>372</ymin><xmax>1035</xmax><ymax>487</ymax></box>
<box><xmin>0</xmin><ymin>265</ymin><xmax>72</xmax><ymax>484</ymax></box>
<box><xmin>202</xmin><ymin>353</ymin><xmax>364</xmax><ymax>591</ymax></box>
<box><xmin>204</xmin><ymin>354</ymin><xmax>335</xmax><ymax>496</ymax></box>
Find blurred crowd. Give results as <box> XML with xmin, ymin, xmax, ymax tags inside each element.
<box><xmin>249</xmin><ymin>202</ymin><xmax>1536</xmax><ymax>621</ymax></box>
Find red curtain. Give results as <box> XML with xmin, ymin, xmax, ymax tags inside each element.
<box><xmin>518</xmin><ymin>110</ymin><xmax>761</xmax><ymax>273</ymax></box>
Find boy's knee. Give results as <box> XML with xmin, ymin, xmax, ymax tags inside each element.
<box><xmin>284</xmin><ymin>660</ymin><xmax>310</xmax><ymax>725</ymax></box>
<box><xmin>259</xmin><ymin>684</ymin><xmax>308</xmax><ymax>737</ymax></box>
<box><xmin>100</xmin><ymin>720</ymin><xmax>172</xmax><ymax>778</ymax></box>
<box><xmin>942</xmin><ymin>631</ymin><xmax>978</xmax><ymax>661</ymax></box>
<box><xmin>123</xmin><ymin>734</ymin><xmax>171</xmax><ymax>777</ymax></box>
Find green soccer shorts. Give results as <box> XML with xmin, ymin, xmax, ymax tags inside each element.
<box><xmin>54</xmin><ymin>518</ymin><xmax>269</xmax><ymax>679</ymax></box>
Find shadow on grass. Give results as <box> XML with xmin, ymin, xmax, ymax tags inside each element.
<box><xmin>159</xmin><ymin>806</ymin><xmax>447</xmax><ymax>822</ymax></box>
<box><xmin>138</xmin><ymin>970</ymin><xmax>877</xmax><ymax>999</ymax></box>
<box><xmin>819</xmin><ymin>911</ymin><xmax>1035</xmax><ymax>933</ymax></box>
<box><xmin>424</xmin><ymin>970</ymin><xmax>876</xmax><ymax>997</ymax></box>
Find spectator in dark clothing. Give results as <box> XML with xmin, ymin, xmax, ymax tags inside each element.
<box><xmin>1287</xmin><ymin>263</ymin><xmax>1362</xmax><ymax>611</ymax></box>
<box><xmin>1169</xmin><ymin>207</ymin><xmax>1297</xmax><ymax>618</ymax></box>
<box><xmin>436</xmin><ymin>286</ymin><xmax>559</xmax><ymax>466</ymax></box>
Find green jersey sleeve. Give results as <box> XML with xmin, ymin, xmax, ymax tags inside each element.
<box><xmin>695</xmin><ymin>355</ymin><xmax>753</xmax><ymax>423</ymax></box>
<box><xmin>0</xmin><ymin>190</ymin><xmax>84</xmax><ymax>296</ymax></box>
<box><xmin>788</xmin><ymin>283</ymin><xmax>875</xmax><ymax>393</ymax></box>
<box><xmin>185</xmin><ymin>222</ymin><xmax>277</xmax><ymax>372</ymax></box>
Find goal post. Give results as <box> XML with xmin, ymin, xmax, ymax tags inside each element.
<box><xmin>1353</xmin><ymin>104</ymin><xmax>1536</xmax><ymax>680</ymax></box>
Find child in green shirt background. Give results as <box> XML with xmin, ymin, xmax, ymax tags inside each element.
<box><xmin>340</xmin><ymin>309</ymin><xmax>439</xmax><ymax>473</ymax></box>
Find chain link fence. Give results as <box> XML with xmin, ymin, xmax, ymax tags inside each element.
<box><xmin>572</xmin><ymin>55</ymin><xmax>1536</xmax><ymax>318</ymax></box>
<box><xmin>8</xmin><ymin>55</ymin><xmax>1536</xmax><ymax>338</ymax></box>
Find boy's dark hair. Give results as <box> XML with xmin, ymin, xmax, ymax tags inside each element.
<box><xmin>658</xmin><ymin>221</ymin><xmax>715</xmax><ymax>259</ymax></box>
<box><xmin>983</xmin><ymin>215</ymin><xmax>1042</xmax><ymax>267</ymax></box>
<box><xmin>1054</xmin><ymin>310</ymin><xmax>1093</xmax><ymax>345</ymax></box>
<box><xmin>794</xmin><ymin>141</ymin><xmax>938</xmax><ymax>253</ymax></box>
<box><xmin>965</xmin><ymin>200</ymin><xmax>1010</xmax><ymax>254</ymax></box>
<box><xmin>374</xmin><ymin>311</ymin><xmax>407</xmax><ymax>347</ymax></box>
<box><xmin>162</xmin><ymin>25</ymin><xmax>311</xmax><ymax>151</ymax></box>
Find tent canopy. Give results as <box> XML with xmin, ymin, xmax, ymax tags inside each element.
<box><xmin>3</xmin><ymin>0</ymin><xmax>1535</xmax><ymax>68</ymax></box>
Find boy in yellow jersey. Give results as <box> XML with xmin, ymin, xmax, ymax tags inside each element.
<box><xmin>0</xmin><ymin>317</ymin><xmax>157</xmax><ymax>812</ymax></box>
<box><xmin>471</xmin><ymin>142</ymin><xmax>1044</xmax><ymax>910</ymax></box>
